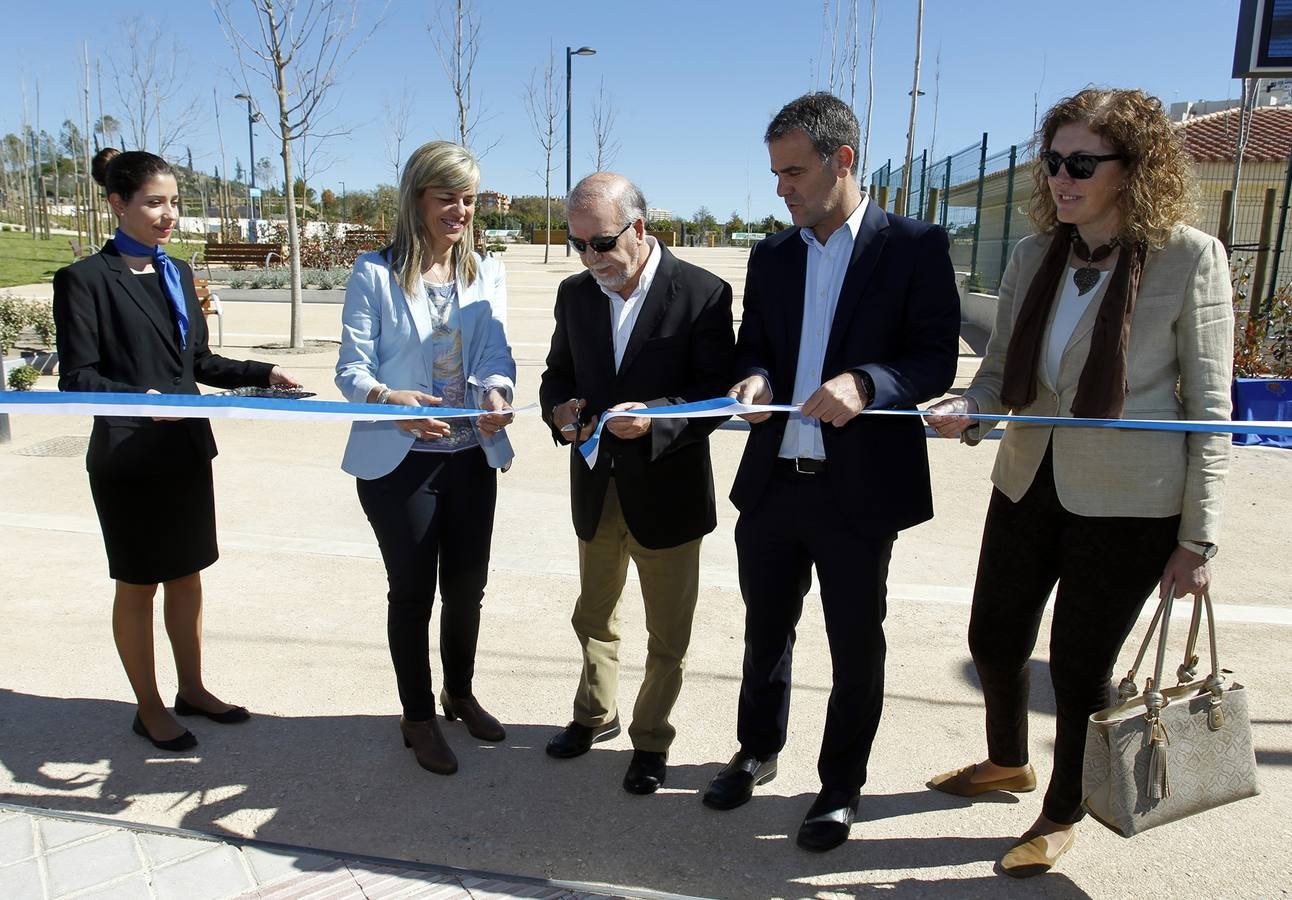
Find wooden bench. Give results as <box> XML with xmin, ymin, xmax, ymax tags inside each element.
<box><xmin>193</xmin><ymin>277</ymin><xmax>224</xmax><ymax>347</ymax></box>
<box><xmin>68</xmin><ymin>238</ymin><xmax>92</xmax><ymax>260</ymax></box>
<box><xmin>193</xmin><ymin>242</ymin><xmax>284</xmax><ymax>278</ymax></box>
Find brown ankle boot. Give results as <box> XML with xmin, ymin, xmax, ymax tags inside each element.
<box><xmin>399</xmin><ymin>716</ymin><xmax>458</xmax><ymax>774</ymax></box>
<box><xmin>440</xmin><ymin>691</ymin><xmax>506</xmax><ymax>742</ymax></box>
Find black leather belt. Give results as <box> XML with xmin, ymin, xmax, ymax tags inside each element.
<box><xmin>776</xmin><ymin>456</ymin><xmax>827</xmax><ymax>475</ymax></box>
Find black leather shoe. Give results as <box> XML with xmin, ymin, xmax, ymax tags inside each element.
<box><xmin>623</xmin><ymin>750</ymin><xmax>667</xmax><ymax>795</ymax></box>
<box><xmin>545</xmin><ymin>717</ymin><xmax>621</xmax><ymax>759</ymax></box>
<box><xmin>796</xmin><ymin>787</ymin><xmax>860</xmax><ymax>852</ymax></box>
<box><xmin>701</xmin><ymin>751</ymin><xmax>777</xmax><ymax>810</ymax></box>
<box><xmin>174</xmin><ymin>695</ymin><xmax>250</xmax><ymax>724</ymax></box>
<box><xmin>132</xmin><ymin>713</ymin><xmax>197</xmax><ymax>752</ymax></box>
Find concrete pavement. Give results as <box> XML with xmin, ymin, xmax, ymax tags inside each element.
<box><xmin>2</xmin><ymin>244</ymin><xmax>1290</xmax><ymax>898</ymax></box>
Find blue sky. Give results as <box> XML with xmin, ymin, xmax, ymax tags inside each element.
<box><xmin>1</xmin><ymin>0</ymin><xmax>1247</xmax><ymax>221</ymax></box>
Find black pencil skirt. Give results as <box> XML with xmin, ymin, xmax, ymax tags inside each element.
<box><xmin>88</xmin><ymin>459</ymin><xmax>219</xmax><ymax>585</ymax></box>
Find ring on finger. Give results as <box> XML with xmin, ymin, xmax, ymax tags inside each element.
<box><xmin>411</xmin><ymin>428</ymin><xmax>423</xmax><ymax>439</ymax></box>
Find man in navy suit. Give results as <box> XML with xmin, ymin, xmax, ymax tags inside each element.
<box><xmin>702</xmin><ymin>93</ymin><xmax>961</xmax><ymax>851</ymax></box>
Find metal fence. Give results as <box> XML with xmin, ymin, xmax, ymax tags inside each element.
<box><xmin>869</xmin><ymin>138</ymin><xmax>1292</xmax><ymax>304</ymax></box>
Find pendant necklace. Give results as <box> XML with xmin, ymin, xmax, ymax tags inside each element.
<box><xmin>1071</xmin><ymin>232</ymin><xmax>1118</xmax><ymax>296</ymax></box>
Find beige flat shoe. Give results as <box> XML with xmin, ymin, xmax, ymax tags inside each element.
<box><xmin>927</xmin><ymin>762</ymin><xmax>1037</xmax><ymax>797</ymax></box>
<box><xmin>1000</xmin><ymin>828</ymin><xmax>1076</xmax><ymax>878</ymax></box>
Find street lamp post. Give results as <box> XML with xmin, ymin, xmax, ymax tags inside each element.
<box><xmin>565</xmin><ymin>45</ymin><xmax>596</xmax><ymax>256</ymax></box>
<box><xmin>340</xmin><ymin>180</ymin><xmax>346</xmax><ymax>225</ymax></box>
<box><xmin>234</xmin><ymin>93</ymin><xmax>257</xmax><ymax>241</ymax></box>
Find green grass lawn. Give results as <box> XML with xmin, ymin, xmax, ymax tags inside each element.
<box><xmin>0</xmin><ymin>230</ymin><xmax>203</xmax><ymax>288</ymax></box>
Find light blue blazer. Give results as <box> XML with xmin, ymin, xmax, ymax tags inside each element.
<box><xmin>336</xmin><ymin>250</ymin><xmax>516</xmax><ymax>479</ymax></box>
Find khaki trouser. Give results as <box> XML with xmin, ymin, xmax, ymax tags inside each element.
<box><xmin>571</xmin><ymin>480</ymin><xmax>702</xmax><ymax>752</ymax></box>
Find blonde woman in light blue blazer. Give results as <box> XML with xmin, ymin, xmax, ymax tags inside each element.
<box><xmin>336</xmin><ymin>141</ymin><xmax>515</xmax><ymax>776</ymax></box>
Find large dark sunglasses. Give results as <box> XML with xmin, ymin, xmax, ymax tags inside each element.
<box><xmin>568</xmin><ymin>221</ymin><xmax>634</xmax><ymax>254</ymax></box>
<box><xmin>1040</xmin><ymin>150</ymin><xmax>1124</xmax><ymax>180</ymax></box>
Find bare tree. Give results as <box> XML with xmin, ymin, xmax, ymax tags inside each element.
<box><xmin>588</xmin><ymin>78</ymin><xmax>620</xmax><ymax>171</ymax></box>
<box><xmin>429</xmin><ymin>0</ymin><xmax>496</xmax><ymax>156</ymax></box>
<box><xmin>214</xmin><ymin>0</ymin><xmax>380</xmax><ymax>348</ymax></box>
<box><xmin>109</xmin><ymin>20</ymin><xmax>201</xmax><ymax>156</ymax></box>
<box><xmin>901</xmin><ymin>0</ymin><xmax>924</xmax><ymax>216</ymax></box>
<box><xmin>383</xmin><ymin>84</ymin><xmax>413</xmax><ymax>185</ymax></box>
<box><xmin>860</xmin><ymin>0</ymin><xmax>877</xmax><ymax>178</ymax></box>
<box><xmin>523</xmin><ymin>44</ymin><xmax>562</xmax><ymax>265</ymax></box>
<box><xmin>297</xmin><ymin>126</ymin><xmax>337</xmax><ymax>220</ymax></box>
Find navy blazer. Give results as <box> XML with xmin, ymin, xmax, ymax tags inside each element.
<box><xmin>730</xmin><ymin>202</ymin><xmax>961</xmax><ymax>536</ymax></box>
<box><xmin>53</xmin><ymin>241</ymin><xmax>273</xmax><ymax>475</ymax></box>
<box><xmin>539</xmin><ymin>244</ymin><xmax>735</xmax><ymax>549</ymax></box>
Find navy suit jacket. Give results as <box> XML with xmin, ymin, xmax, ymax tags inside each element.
<box><xmin>730</xmin><ymin>201</ymin><xmax>961</xmax><ymax>536</ymax></box>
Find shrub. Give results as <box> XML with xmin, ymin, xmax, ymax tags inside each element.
<box><xmin>7</xmin><ymin>363</ymin><xmax>39</xmax><ymax>391</ymax></box>
<box><xmin>0</xmin><ymin>293</ymin><xmax>56</xmax><ymax>355</ymax></box>
<box><xmin>0</xmin><ymin>293</ymin><xmax>24</xmax><ymax>355</ymax></box>
<box><xmin>1233</xmin><ymin>268</ymin><xmax>1292</xmax><ymax>378</ymax></box>
<box><xmin>228</xmin><ymin>277</ymin><xmax>246</xmax><ymax>290</ymax></box>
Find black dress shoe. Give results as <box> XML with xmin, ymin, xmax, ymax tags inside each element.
<box><xmin>545</xmin><ymin>717</ymin><xmax>621</xmax><ymax>759</ymax></box>
<box><xmin>701</xmin><ymin>751</ymin><xmax>778</xmax><ymax>810</ymax></box>
<box><xmin>796</xmin><ymin>787</ymin><xmax>860</xmax><ymax>852</ymax></box>
<box><xmin>623</xmin><ymin>750</ymin><xmax>667</xmax><ymax>795</ymax></box>
<box><xmin>174</xmin><ymin>695</ymin><xmax>251</xmax><ymax>724</ymax></box>
<box><xmin>132</xmin><ymin>714</ymin><xmax>197</xmax><ymax>752</ymax></box>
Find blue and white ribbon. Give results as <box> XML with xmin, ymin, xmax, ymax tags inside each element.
<box><xmin>575</xmin><ymin>396</ymin><xmax>1292</xmax><ymax>467</ymax></box>
<box><xmin>0</xmin><ymin>391</ymin><xmax>533</xmax><ymax>422</ymax></box>
<box><xmin>2</xmin><ymin>392</ymin><xmax>1287</xmax><ymax>468</ymax></box>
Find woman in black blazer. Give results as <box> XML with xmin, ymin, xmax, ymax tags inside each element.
<box><xmin>53</xmin><ymin>148</ymin><xmax>299</xmax><ymax>752</ymax></box>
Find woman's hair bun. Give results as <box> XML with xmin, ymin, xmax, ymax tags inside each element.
<box><xmin>91</xmin><ymin>147</ymin><xmax>121</xmax><ymax>188</ymax></box>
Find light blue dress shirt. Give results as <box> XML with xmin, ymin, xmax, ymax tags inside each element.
<box><xmin>778</xmin><ymin>194</ymin><xmax>870</xmax><ymax>461</ymax></box>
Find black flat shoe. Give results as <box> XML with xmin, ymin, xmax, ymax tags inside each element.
<box><xmin>796</xmin><ymin>787</ymin><xmax>860</xmax><ymax>852</ymax></box>
<box><xmin>545</xmin><ymin>717</ymin><xmax>621</xmax><ymax>759</ymax></box>
<box><xmin>623</xmin><ymin>750</ymin><xmax>667</xmax><ymax>795</ymax></box>
<box><xmin>702</xmin><ymin>751</ymin><xmax>778</xmax><ymax>810</ymax></box>
<box><xmin>132</xmin><ymin>713</ymin><xmax>197</xmax><ymax>752</ymax></box>
<box><xmin>174</xmin><ymin>695</ymin><xmax>251</xmax><ymax>724</ymax></box>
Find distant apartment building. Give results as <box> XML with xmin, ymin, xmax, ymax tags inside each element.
<box><xmin>479</xmin><ymin>191</ymin><xmax>511</xmax><ymax>214</ymax></box>
<box><xmin>647</xmin><ymin>207</ymin><xmax>674</xmax><ymax>222</ymax></box>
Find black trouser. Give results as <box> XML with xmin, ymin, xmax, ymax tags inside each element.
<box><xmin>734</xmin><ymin>462</ymin><xmax>895</xmax><ymax>792</ymax></box>
<box><xmin>356</xmin><ymin>447</ymin><xmax>497</xmax><ymax>721</ymax></box>
<box><xmin>969</xmin><ymin>445</ymin><xmax>1179</xmax><ymax>824</ymax></box>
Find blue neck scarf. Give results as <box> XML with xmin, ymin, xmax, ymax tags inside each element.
<box><xmin>113</xmin><ymin>228</ymin><xmax>189</xmax><ymax>350</ymax></box>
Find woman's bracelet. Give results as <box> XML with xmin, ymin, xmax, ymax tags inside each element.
<box><xmin>376</xmin><ymin>387</ymin><xmax>392</xmax><ymax>405</ymax></box>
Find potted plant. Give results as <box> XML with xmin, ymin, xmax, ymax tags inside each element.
<box><xmin>1231</xmin><ymin>260</ymin><xmax>1291</xmax><ymax>448</ymax></box>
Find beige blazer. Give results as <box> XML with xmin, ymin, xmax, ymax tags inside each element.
<box><xmin>964</xmin><ymin>225</ymin><xmax>1234</xmax><ymax>545</ymax></box>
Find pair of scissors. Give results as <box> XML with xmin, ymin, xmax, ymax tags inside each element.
<box><xmin>559</xmin><ymin>403</ymin><xmax>585</xmax><ymax>435</ymax></box>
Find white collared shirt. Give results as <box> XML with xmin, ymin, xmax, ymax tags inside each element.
<box><xmin>778</xmin><ymin>194</ymin><xmax>870</xmax><ymax>460</ymax></box>
<box><xmin>599</xmin><ymin>236</ymin><xmax>662</xmax><ymax>370</ymax></box>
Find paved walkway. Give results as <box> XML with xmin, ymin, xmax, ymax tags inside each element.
<box><xmin>0</xmin><ymin>803</ymin><xmax>689</xmax><ymax>899</ymax></box>
<box><xmin>2</xmin><ymin>245</ymin><xmax>1290</xmax><ymax>898</ymax></box>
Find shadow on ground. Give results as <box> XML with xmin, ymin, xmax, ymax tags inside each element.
<box><xmin>0</xmin><ymin>688</ymin><xmax>1097</xmax><ymax>898</ymax></box>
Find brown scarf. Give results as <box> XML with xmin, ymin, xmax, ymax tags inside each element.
<box><xmin>1000</xmin><ymin>223</ymin><xmax>1147</xmax><ymax>418</ymax></box>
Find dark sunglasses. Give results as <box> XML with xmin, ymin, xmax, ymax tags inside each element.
<box><xmin>1040</xmin><ymin>150</ymin><xmax>1124</xmax><ymax>180</ymax></box>
<box><xmin>568</xmin><ymin>221</ymin><xmax>634</xmax><ymax>254</ymax></box>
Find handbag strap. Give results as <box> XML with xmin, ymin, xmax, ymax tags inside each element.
<box><xmin>1116</xmin><ymin>590</ymin><xmax>1225</xmax><ymax>707</ymax></box>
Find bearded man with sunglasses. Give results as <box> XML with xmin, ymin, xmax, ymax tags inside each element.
<box><xmin>539</xmin><ymin>172</ymin><xmax>734</xmax><ymax>794</ymax></box>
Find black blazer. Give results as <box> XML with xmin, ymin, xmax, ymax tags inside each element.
<box><xmin>539</xmin><ymin>245</ymin><xmax>735</xmax><ymax>549</ymax></box>
<box><xmin>730</xmin><ymin>203</ymin><xmax>961</xmax><ymax>536</ymax></box>
<box><xmin>53</xmin><ymin>240</ymin><xmax>273</xmax><ymax>476</ymax></box>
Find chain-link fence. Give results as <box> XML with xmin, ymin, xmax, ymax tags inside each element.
<box><xmin>868</xmin><ymin>138</ymin><xmax>1292</xmax><ymax>304</ymax></box>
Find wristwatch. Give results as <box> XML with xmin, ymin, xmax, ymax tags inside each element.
<box><xmin>1179</xmin><ymin>540</ymin><xmax>1218</xmax><ymax>561</ymax></box>
<box><xmin>853</xmin><ymin>369</ymin><xmax>876</xmax><ymax>404</ymax></box>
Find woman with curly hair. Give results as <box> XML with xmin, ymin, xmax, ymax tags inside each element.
<box><xmin>924</xmin><ymin>88</ymin><xmax>1234</xmax><ymax>876</ymax></box>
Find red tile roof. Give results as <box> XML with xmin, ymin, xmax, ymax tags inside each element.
<box><xmin>1177</xmin><ymin>106</ymin><xmax>1292</xmax><ymax>163</ymax></box>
